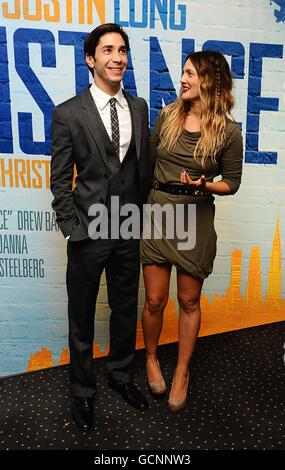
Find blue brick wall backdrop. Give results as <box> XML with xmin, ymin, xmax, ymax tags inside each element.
<box><xmin>0</xmin><ymin>0</ymin><xmax>284</xmax><ymax>377</ymax></box>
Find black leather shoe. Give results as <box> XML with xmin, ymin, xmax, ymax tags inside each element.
<box><xmin>108</xmin><ymin>381</ymin><xmax>149</xmax><ymax>411</ymax></box>
<box><xmin>71</xmin><ymin>397</ymin><xmax>94</xmax><ymax>432</ymax></box>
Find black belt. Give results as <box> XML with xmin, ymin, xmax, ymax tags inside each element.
<box><xmin>152</xmin><ymin>178</ymin><xmax>211</xmax><ymax>197</ymax></box>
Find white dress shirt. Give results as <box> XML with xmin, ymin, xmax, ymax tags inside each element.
<box><xmin>89</xmin><ymin>82</ymin><xmax>132</xmax><ymax>163</ymax></box>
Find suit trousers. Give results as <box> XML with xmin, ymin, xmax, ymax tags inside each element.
<box><xmin>66</xmin><ymin>235</ymin><xmax>140</xmax><ymax>397</ymax></box>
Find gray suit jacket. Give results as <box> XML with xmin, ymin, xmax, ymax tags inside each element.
<box><xmin>50</xmin><ymin>86</ymin><xmax>152</xmax><ymax>240</ymax></box>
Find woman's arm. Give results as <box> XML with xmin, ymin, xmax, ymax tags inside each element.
<box><xmin>181</xmin><ymin>123</ymin><xmax>243</xmax><ymax>196</ymax></box>
<box><xmin>180</xmin><ymin>171</ymin><xmax>232</xmax><ymax>194</ymax></box>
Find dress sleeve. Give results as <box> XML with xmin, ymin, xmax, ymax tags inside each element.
<box><xmin>219</xmin><ymin>123</ymin><xmax>243</xmax><ymax>195</ymax></box>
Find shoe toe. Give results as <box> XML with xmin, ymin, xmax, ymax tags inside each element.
<box><xmin>72</xmin><ymin>397</ymin><xmax>94</xmax><ymax>432</ymax></box>
<box><xmin>109</xmin><ymin>381</ymin><xmax>149</xmax><ymax>411</ymax></box>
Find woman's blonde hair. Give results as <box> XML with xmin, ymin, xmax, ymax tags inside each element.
<box><xmin>158</xmin><ymin>51</ymin><xmax>235</xmax><ymax>167</ymax></box>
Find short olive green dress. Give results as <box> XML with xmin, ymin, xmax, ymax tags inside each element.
<box><xmin>140</xmin><ymin>113</ymin><xmax>243</xmax><ymax>279</ymax></box>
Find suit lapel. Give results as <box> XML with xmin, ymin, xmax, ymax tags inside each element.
<box><xmin>123</xmin><ymin>91</ymin><xmax>141</xmax><ymax>160</ymax></box>
<box><xmin>80</xmin><ymin>87</ymin><xmax>142</xmax><ymax>165</ymax></box>
<box><xmin>80</xmin><ymin>87</ymin><xmax>110</xmax><ymax>168</ymax></box>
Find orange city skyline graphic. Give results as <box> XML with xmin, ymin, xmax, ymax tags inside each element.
<box><xmin>27</xmin><ymin>213</ymin><xmax>285</xmax><ymax>371</ymax></box>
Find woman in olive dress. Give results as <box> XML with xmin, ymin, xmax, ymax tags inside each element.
<box><xmin>140</xmin><ymin>51</ymin><xmax>243</xmax><ymax>412</ymax></box>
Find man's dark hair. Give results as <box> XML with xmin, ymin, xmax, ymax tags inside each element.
<box><xmin>84</xmin><ymin>23</ymin><xmax>130</xmax><ymax>75</ymax></box>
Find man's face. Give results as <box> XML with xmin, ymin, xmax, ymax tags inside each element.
<box><xmin>86</xmin><ymin>32</ymin><xmax>128</xmax><ymax>92</ymax></box>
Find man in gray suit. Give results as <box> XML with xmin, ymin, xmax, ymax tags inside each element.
<box><xmin>51</xmin><ymin>23</ymin><xmax>152</xmax><ymax>432</ymax></box>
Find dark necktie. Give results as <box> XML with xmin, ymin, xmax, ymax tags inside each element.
<box><xmin>109</xmin><ymin>97</ymin><xmax>120</xmax><ymax>159</ymax></box>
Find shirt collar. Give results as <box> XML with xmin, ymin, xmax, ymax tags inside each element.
<box><xmin>90</xmin><ymin>82</ymin><xmax>126</xmax><ymax>110</ymax></box>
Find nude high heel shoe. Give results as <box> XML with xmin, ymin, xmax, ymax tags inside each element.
<box><xmin>146</xmin><ymin>358</ymin><xmax>166</xmax><ymax>395</ymax></box>
<box><xmin>168</xmin><ymin>372</ymin><xmax>189</xmax><ymax>412</ymax></box>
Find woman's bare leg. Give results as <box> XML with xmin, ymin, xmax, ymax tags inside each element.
<box><xmin>142</xmin><ymin>264</ymin><xmax>171</xmax><ymax>384</ymax></box>
<box><xmin>170</xmin><ymin>271</ymin><xmax>203</xmax><ymax>399</ymax></box>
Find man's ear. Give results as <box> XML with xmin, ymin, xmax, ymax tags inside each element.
<box><xmin>86</xmin><ymin>54</ymin><xmax>95</xmax><ymax>69</ymax></box>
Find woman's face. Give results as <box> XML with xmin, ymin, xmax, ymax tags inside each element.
<box><xmin>180</xmin><ymin>59</ymin><xmax>200</xmax><ymax>102</ymax></box>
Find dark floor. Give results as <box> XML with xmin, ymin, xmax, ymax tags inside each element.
<box><xmin>0</xmin><ymin>322</ymin><xmax>284</xmax><ymax>450</ymax></box>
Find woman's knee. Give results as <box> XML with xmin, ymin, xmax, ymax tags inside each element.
<box><xmin>146</xmin><ymin>296</ymin><xmax>168</xmax><ymax>315</ymax></box>
<box><xmin>177</xmin><ymin>296</ymin><xmax>200</xmax><ymax>314</ymax></box>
